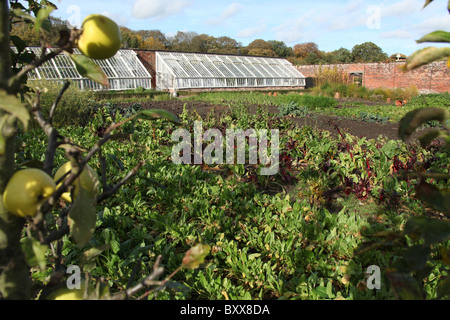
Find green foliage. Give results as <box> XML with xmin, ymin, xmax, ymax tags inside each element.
<box><xmin>362</xmin><ymin>0</ymin><xmax>450</xmax><ymax>300</ymax></box>
<box><xmin>279</xmin><ymin>101</ymin><xmax>309</xmax><ymax>117</ymax></box>
<box><xmin>17</xmin><ymin>98</ymin><xmax>449</xmax><ymax>300</ymax></box>
<box><xmin>351</xmin><ymin>42</ymin><xmax>389</xmax><ymax>63</ymax></box>
<box><xmin>28</xmin><ymin>80</ymin><xmax>96</xmax><ymax>127</ymax></box>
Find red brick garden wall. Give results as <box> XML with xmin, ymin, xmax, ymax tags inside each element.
<box><xmin>134</xmin><ymin>49</ymin><xmax>157</xmax><ymax>89</ymax></box>
<box><xmin>296</xmin><ymin>61</ymin><xmax>450</xmax><ymax>93</ymax></box>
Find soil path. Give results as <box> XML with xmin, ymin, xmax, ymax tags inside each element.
<box><xmin>118</xmin><ymin>100</ymin><xmax>429</xmax><ymax>142</ymax></box>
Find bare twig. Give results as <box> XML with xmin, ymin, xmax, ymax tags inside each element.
<box><xmin>97</xmin><ymin>161</ymin><xmax>145</xmax><ymax>203</ymax></box>
<box><xmin>49</xmin><ymin>80</ymin><xmax>71</xmax><ymax>124</ymax></box>
<box><xmin>99</xmin><ymin>148</ymin><xmax>108</xmax><ymax>191</ymax></box>
<box><xmin>111</xmin><ymin>255</ymin><xmax>165</xmax><ymax>300</ymax></box>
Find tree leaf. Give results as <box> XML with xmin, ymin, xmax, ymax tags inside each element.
<box><xmin>0</xmin><ymin>89</ymin><xmax>30</xmax><ymax>131</ymax></box>
<box><xmin>181</xmin><ymin>244</ymin><xmax>210</xmax><ymax>269</ymax></box>
<box><xmin>21</xmin><ymin>237</ymin><xmax>48</xmax><ymax>271</ymax></box>
<box><xmin>415</xmin><ymin>181</ymin><xmax>450</xmax><ymax>217</ymax></box>
<box><xmin>416</xmin><ymin>31</ymin><xmax>450</xmax><ymax>43</ymax></box>
<box><xmin>423</xmin><ymin>0</ymin><xmax>434</xmax><ymax>9</ymax></box>
<box><xmin>403</xmin><ymin>245</ymin><xmax>431</xmax><ymax>272</ymax></box>
<box><xmin>418</xmin><ymin>130</ymin><xmax>447</xmax><ymax>148</ymax></box>
<box><xmin>10</xmin><ymin>35</ymin><xmax>27</xmax><ymax>54</ymax></box>
<box><xmin>387</xmin><ymin>272</ymin><xmax>424</xmax><ymax>300</ymax></box>
<box><xmin>69</xmin><ymin>54</ymin><xmax>109</xmax><ymax>87</ymax></box>
<box><xmin>404</xmin><ymin>216</ymin><xmax>450</xmax><ymax>244</ymax></box>
<box><xmin>136</xmin><ymin>109</ymin><xmax>180</xmax><ymax>124</ymax></box>
<box><xmin>80</xmin><ymin>244</ymin><xmax>110</xmax><ymax>267</ymax></box>
<box><xmin>10</xmin><ymin>8</ymin><xmax>35</xmax><ymax>23</ymax></box>
<box><xmin>34</xmin><ymin>4</ymin><xmax>56</xmax><ymax>35</ymax></box>
<box><xmin>398</xmin><ymin>107</ymin><xmax>449</xmax><ymax>141</ymax></box>
<box><xmin>68</xmin><ymin>186</ymin><xmax>97</xmax><ymax>248</ymax></box>
<box><xmin>401</xmin><ymin>47</ymin><xmax>450</xmax><ymax>71</ymax></box>
<box><xmin>437</xmin><ymin>277</ymin><xmax>450</xmax><ymax>299</ymax></box>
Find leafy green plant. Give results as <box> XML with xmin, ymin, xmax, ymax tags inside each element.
<box><xmin>359</xmin><ymin>0</ymin><xmax>450</xmax><ymax>300</ymax></box>
<box><xmin>279</xmin><ymin>101</ymin><xmax>309</xmax><ymax>117</ymax></box>
<box><xmin>28</xmin><ymin>79</ymin><xmax>96</xmax><ymax>127</ymax></box>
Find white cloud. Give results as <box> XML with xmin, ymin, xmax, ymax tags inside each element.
<box><xmin>206</xmin><ymin>2</ymin><xmax>243</xmax><ymax>25</ymax></box>
<box><xmin>412</xmin><ymin>14</ymin><xmax>450</xmax><ymax>33</ymax></box>
<box><xmin>380</xmin><ymin>0</ymin><xmax>423</xmax><ymax>17</ymax></box>
<box><xmin>346</xmin><ymin>0</ymin><xmax>363</xmax><ymax>13</ymax></box>
<box><xmin>379</xmin><ymin>28</ymin><xmax>413</xmax><ymax>39</ymax></box>
<box><xmin>132</xmin><ymin>0</ymin><xmax>191</xmax><ymax>20</ymax></box>
<box><xmin>101</xmin><ymin>11</ymin><xmax>128</xmax><ymax>27</ymax></box>
<box><xmin>273</xmin><ymin>11</ymin><xmax>314</xmax><ymax>44</ymax></box>
<box><xmin>237</xmin><ymin>23</ymin><xmax>267</xmax><ymax>38</ymax></box>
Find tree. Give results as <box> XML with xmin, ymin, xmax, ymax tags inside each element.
<box><xmin>268</xmin><ymin>40</ymin><xmax>292</xmax><ymax>58</ymax></box>
<box><xmin>332</xmin><ymin>47</ymin><xmax>353</xmax><ymax>63</ymax></box>
<box><xmin>120</xmin><ymin>26</ymin><xmax>141</xmax><ymax>49</ymax></box>
<box><xmin>351</xmin><ymin>42</ymin><xmax>388</xmax><ymax>63</ymax></box>
<box><xmin>245</xmin><ymin>39</ymin><xmax>276</xmax><ymax>57</ymax></box>
<box><xmin>136</xmin><ymin>29</ymin><xmax>168</xmax><ymax>49</ymax></box>
<box><xmin>210</xmin><ymin>36</ymin><xmax>241</xmax><ymax>54</ymax></box>
<box><xmin>141</xmin><ymin>36</ymin><xmax>165</xmax><ymax>50</ymax></box>
<box><xmin>169</xmin><ymin>31</ymin><xmax>199</xmax><ymax>52</ymax></box>
<box><xmin>0</xmin><ymin>0</ymin><xmax>199</xmax><ymax>300</ymax></box>
<box><xmin>293</xmin><ymin>42</ymin><xmax>320</xmax><ymax>59</ymax></box>
<box><xmin>190</xmin><ymin>33</ymin><xmax>215</xmax><ymax>53</ymax></box>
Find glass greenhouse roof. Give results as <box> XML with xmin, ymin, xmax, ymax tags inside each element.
<box><xmin>155</xmin><ymin>51</ymin><xmax>306</xmax><ymax>91</ymax></box>
<box><xmin>12</xmin><ymin>47</ymin><xmax>152</xmax><ymax>91</ymax></box>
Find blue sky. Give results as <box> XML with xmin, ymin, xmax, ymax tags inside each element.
<box><xmin>51</xmin><ymin>0</ymin><xmax>450</xmax><ymax>56</ymax></box>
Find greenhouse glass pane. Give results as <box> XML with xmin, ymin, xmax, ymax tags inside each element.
<box><xmin>38</xmin><ymin>60</ymin><xmax>60</xmax><ymax>79</ymax></box>
<box><xmin>199</xmin><ymin>59</ymin><xmax>224</xmax><ymax>77</ymax></box>
<box><xmin>53</xmin><ymin>54</ymin><xmax>80</xmax><ymax>78</ymax></box>
<box><xmin>93</xmin><ymin>58</ymin><xmax>117</xmax><ymax>78</ymax></box>
<box><xmin>108</xmin><ymin>56</ymin><xmax>133</xmax><ymax>78</ymax></box>
<box><xmin>217</xmin><ymin>56</ymin><xmax>245</xmax><ymax>77</ymax></box>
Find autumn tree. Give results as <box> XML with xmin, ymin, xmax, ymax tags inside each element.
<box><xmin>168</xmin><ymin>31</ymin><xmax>199</xmax><ymax>52</ymax></box>
<box><xmin>136</xmin><ymin>29</ymin><xmax>168</xmax><ymax>50</ymax></box>
<box><xmin>209</xmin><ymin>36</ymin><xmax>241</xmax><ymax>54</ymax></box>
<box><xmin>293</xmin><ymin>42</ymin><xmax>320</xmax><ymax>59</ymax></box>
<box><xmin>120</xmin><ymin>26</ymin><xmax>141</xmax><ymax>48</ymax></box>
<box><xmin>245</xmin><ymin>39</ymin><xmax>276</xmax><ymax>57</ymax></box>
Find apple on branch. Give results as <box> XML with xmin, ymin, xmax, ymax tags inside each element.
<box><xmin>3</xmin><ymin>169</ymin><xmax>56</xmax><ymax>218</ymax></box>
<box><xmin>76</xmin><ymin>14</ymin><xmax>122</xmax><ymax>60</ymax></box>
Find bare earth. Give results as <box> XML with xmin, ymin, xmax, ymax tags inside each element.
<box><xmin>119</xmin><ymin>99</ymin><xmax>430</xmax><ymax>142</ymax></box>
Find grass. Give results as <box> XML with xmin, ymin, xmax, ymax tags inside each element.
<box><xmin>19</xmin><ymin>94</ymin><xmax>449</xmax><ymax>300</ymax></box>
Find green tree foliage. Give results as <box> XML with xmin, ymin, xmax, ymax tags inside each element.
<box><xmin>244</xmin><ymin>39</ymin><xmax>276</xmax><ymax>57</ymax></box>
<box><xmin>351</xmin><ymin>42</ymin><xmax>388</xmax><ymax>63</ymax></box>
<box><xmin>268</xmin><ymin>40</ymin><xmax>292</xmax><ymax>57</ymax></box>
<box><xmin>332</xmin><ymin>47</ymin><xmax>353</xmax><ymax>64</ymax></box>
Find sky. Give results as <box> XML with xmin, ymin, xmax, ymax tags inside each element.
<box><xmin>50</xmin><ymin>0</ymin><xmax>450</xmax><ymax>56</ymax></box>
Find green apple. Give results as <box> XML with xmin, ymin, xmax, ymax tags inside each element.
<box><xmin>3</xmin><ymin>168</ymin><xmax>56</xmax><ymax>218</ymax></box>
<box><xmin>47</xmin><ymin>287</ymin><xmax>84</xmax><ymax>300</ymax></box>
<box><xmin>54</xmin><ymin>162</ymin><xmax>99</xmax><ymax>203</ymax></box>
<box><xmin>47</xmin><ymin>281</ymin><xmax>110</xmax><ymax>300</ymax></box>
<box><xmin>77</xmin><ymin>14</ymin><xmax>122</xmax><ymax>60</ymax></box>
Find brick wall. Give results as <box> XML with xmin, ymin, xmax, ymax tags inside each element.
<box><xmin>296</xmin><ymin>61</ymin><xmax>450</xmax><ymax>93</ymax></box>
<box><xmin>134</xmin><ymin>49</ymin><xmax>157</xmax><ymax>89</ymax></box>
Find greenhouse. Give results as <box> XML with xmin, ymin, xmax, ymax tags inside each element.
<box><xmin>13</xmin><ymin>47</ymin><xmax>153</xmax><ymax>91</ymax></box>
<box><xmin>154</xmin><ymin>51</ymin><xmax>306</xmax><ymax>91</ymax></box>
<box><xmin>13</xmin><ymin>47</ymin><xmax>306</xmax><ymax>92</ymax></box>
